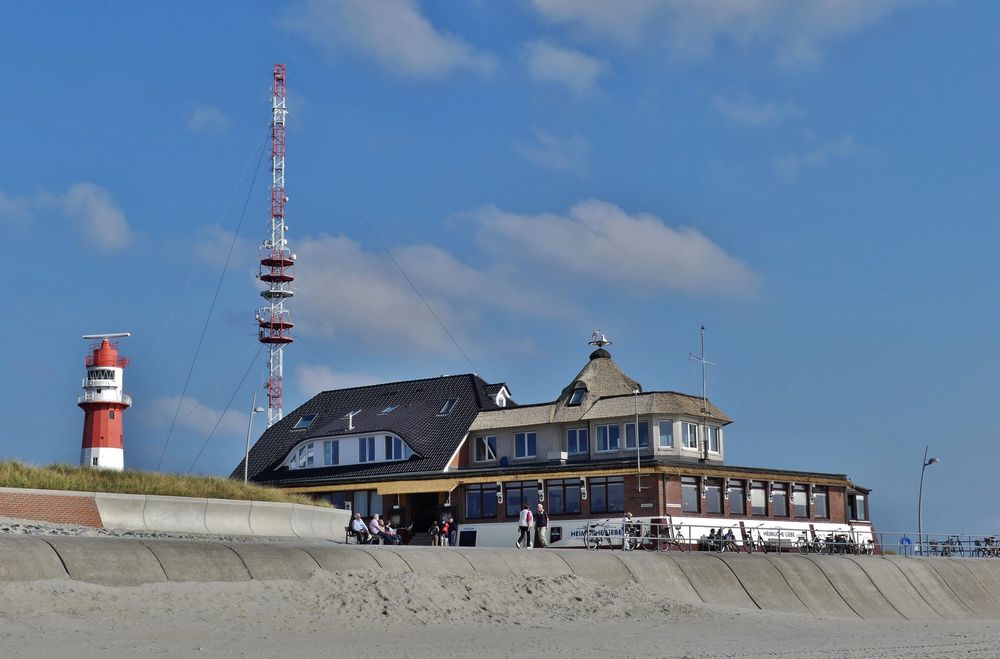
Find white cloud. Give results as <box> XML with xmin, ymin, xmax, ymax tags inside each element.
<box><xmin>285</xmin><ymin>0</ymin><xmax>495</xmax><ymax>80</ymax></box>
<box><xmin>772</xmin><ymin>134</ymin><xmax>859</xmax><ymax>177</ymax></box>
<box><xmin>473</xmin><ymin>200</ymin><xmax>759</xmax><ymax>297</ymax></box>
<box><xmin>530</xmin><ymin>0</ymin><xmax>911</xmax><ymax>68</ymax></box>
<box><xmin>186</xmin><ymin>104</ymin><xmax>230</xmax><ymax>133</ymax></box>
<box><xmin>193</xmin><ymin>225</ymin><xmax>253</xmax><ymax>268</ymax></box>
<box><xmin>59</xmin><ymin>183</ymin><xmax>132</xmax><ymax>251</ymax></box>
<box><xmin>713</xmin><ymin>94</ymin><xmax>802</xmax><ymax>126</ymax></box>
<box><xmin>0</xmin><ymin>183</ymin><xmax>131</xmax><ymax>251</ymax></box>
<box><xmin>294</xmin><ymin>364</ymin><xmax>380</xmax><ymax>394</ymax></box>
<box><xmin>524</xmin><ymin>41</ymin><xmax>609</xmax><ymax>94</ymax></box>
<box><xmin>147</xmin><ymin>395</ymin><xmax>247</xmax><ymax>439</ymax></box>
<box><xmin>289</xmin><ymin>200</ymin><xmax>757</xmax><ymax>353</ymax></box>
<box><xmin>292</xmin><ymin>234</ymin><xmax>564</xmax><ymax>354</ymax></box>
<box><xmin>514</xmin><ymin>129</ymin><xmax>592</xmax><ymax>174</ymax></box>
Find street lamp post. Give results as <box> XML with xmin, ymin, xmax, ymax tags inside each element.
<box><xmin>244</xmin><ymin>390</ymin><xmax>266</xmax><ymax>484</ymax></box>
<box><xmin>634</xmin><ymin>388</ymin><xmax>642</xmax><ymax>491</ymax></box>
<box><xmin>917</xmin><ymin>445</ymin><xmax>940</xmax><ymax>556</ymax></box>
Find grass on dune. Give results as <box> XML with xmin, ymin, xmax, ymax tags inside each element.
<box><xmin>0</xmin><ymin>461</ymin><xmax>329</xmax><ymax>507</ymax></box>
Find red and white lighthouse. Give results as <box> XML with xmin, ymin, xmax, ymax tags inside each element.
<box><xmin>78</xmin><ymin>333</ymin><xmax>131</xmax><ymax>470</ymax></box>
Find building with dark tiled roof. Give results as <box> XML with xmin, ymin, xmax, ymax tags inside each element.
<box><xmin>237</xmin><ymin>342</ymin><xmax>873</xmax><ymax>549</ymax></box>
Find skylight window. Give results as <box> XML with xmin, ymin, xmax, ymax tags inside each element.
<box><xmin>292</xmin><ymin>414</ymin><xmax>317</xmax><ymax>430</ymax></box>
<box><xmin>379</xmin><ymin>404</ymin><xmax>398</xmax><ymax>415</ymax></box>
<box><xmin>439</xmin><ymin>398</ymin><xmax>458</xmax><ymax>415</ymax></box>
<box><xmin>568</xmin><ymin>385</ymin><xmax>586</xmax><ymax>406</ymax></box>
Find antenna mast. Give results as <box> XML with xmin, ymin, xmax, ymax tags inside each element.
<box><xmin>689</xmin><ymin>325</ymin><xmax>719</xmax><ymax>461</ymax></box>
<box><xmin>257</xmin><ymin>64</ymin><xmax>294</xmax><ymax>427</ymax></box>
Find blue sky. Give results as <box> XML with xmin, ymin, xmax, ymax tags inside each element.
<box><xmin>3</xmin><ymin>0</ymin><xmax>998</xmax><ymax>535</ymax></box>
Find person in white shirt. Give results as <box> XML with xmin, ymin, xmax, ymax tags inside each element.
<box><xmin>350</xmin><ymin>512</ymin><xmax>369</xmax><ymax>544</ymax></box>
<box><xmin>516</xmin><ymin>503</ymin><xmax>533</xmax><ymax>548</ymax></box>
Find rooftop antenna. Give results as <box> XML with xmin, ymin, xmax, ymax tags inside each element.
<box><xmin>689</xmin><ymin>325</ymin><xmax>719</xmax><ymax>462</ymax></box>
<box><xmin>588</xmin><ymin>329</ymin><xmax>612</xmax><ymax>349</ymax></box>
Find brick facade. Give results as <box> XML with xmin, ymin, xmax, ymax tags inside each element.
<box><xmin>0</xmin><ymin>490</ymin><xmax>104</xmax><ymax>528</ymax></box>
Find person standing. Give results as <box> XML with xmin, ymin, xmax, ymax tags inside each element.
<box><xmin>447</xmin><ymin>516</ymin><xmax>458</xmax><ymax>548</ymax></box>
<box><xmin>428</xmin><ymin>519</ymin><xmax>441</xmax><ymax>546</ymax></box>
<box><xmin>439</xmin><ymin>518</ymin><xmax>450</xmax><ymax>548</ymax></box>
<box><xmin>516</xmin><ymin>503</ymin><xmax>533</xmax><ymax>548</ymax></box>
<box><xmin>534</xmin><ymin>503</ymin><xmax>548</xmax><ymax>548</ymax></box>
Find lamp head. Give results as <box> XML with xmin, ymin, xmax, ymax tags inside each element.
<box><xmin>927</xmin><ymin>457</ymin><xmax>940</xmax><ymax>465</ymax></box>
<box><xmin>253</xmin><ymin>407</ymin><xmax>266</xmax><ymax>414</ymax></box>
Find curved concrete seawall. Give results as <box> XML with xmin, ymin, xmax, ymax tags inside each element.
<box><xmin>3</xmin><ymin>535</ymin><xmax>1000</xmax><ymax>621</ymax></box>
<box><xmin>0</xmin><ymin>486</ymin><xmax>350</xmax><ymax>540</ymax></box>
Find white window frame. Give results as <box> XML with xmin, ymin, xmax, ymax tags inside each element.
<box><xmin>514</xmin><ymin>431</ymin><xmax>537</xmax><ymax>459</ymax></box>
<box><xmin>682</xmin><ymin>422</ymin><xmax>699</xmax><ymax>450</ymax></box>
<box><xmin>707</xmin><ymin>426</ymin><xmax>721</xmax><ymax>453</ymax></box>
<box><xmin>658</xmin><ymin>419</ymin><xmax>674</xmax><ymax>448</ymax></box>
<box><xmin>324</xmin><ymin>440</ymin><xmax>339</xmax><ymax>466</ymax></box>
<box><xmin>358</xmin><ymin>436</ymin><xmax>376</xmax><ymax>463</ymax></box>
<box><xmin>596</xmin><ymin>424</ymin><xmax>620</xmax><ymax>452</ymax></box>
<box><xmin>474</xmin><ymin>435</ymin><xmax>497</xmax><ymax>462</ymax></box>
<box><xmin>624</xmin><ymin>421</ymin><xmax>650</xmax><ymax>449</ymax></box>
<box><xmin>566</xmin><ymin>428</ymin><xmax>589</xmax><ymax>454</ymax></box>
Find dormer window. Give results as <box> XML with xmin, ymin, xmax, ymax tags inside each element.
<box><xmin>292</xmin><ymin>414</ymin><xmax>317</xmax><ymax>430</ymax></box>
<box><xmin>439</xmin><ymin>398</ymin><xmax>458</xmax><ymax>415</ymax></box>
<box><xmin>568</xmin><ymin>384</ymin><xmax>586</xmax><ymax>406</ymax></box>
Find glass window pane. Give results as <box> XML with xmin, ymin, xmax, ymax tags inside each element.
<box><xmin>608</xmin><ymin>425</ymin><xmax>620</xmax><ymax>450</ymax></box>
<box><xmin>466</xmin><ymin>488</ymin><xmax>481</xmax><ymax>519</ymax></box>
<box><xmin>814</xmin><ymin>488</ymin><xmax>829</xmax><ymax>518</ymax></box>
<box><xmin>751</xmin><ymin>482</ymin><xmax>767</xmax><ymax>515</ymax></box>
<box><xmin>547</xmin><ymin>481</ymin><xmax>565</xmax><ymax>515</ymax></box>
<box><xmin>607</xmin><ymin>477</ymin><xmax>624</xmax><ymax>513</ymax></box>
<box><xmin>659</xmin><ymin>420</ymin><xmax>673</xmax><ymax>448</ymax></box>
<box><xmin>793</xmin><ymin>486</ymin><xmax>808</xmax><ymax>518</ymax></box>
<box><xmin>565</xmin><ymin>481</ymin><xmax>581</xmax><ymax>514</ymax></box>
<box><xmin>728</xmin><ymin>481</ymin><xmax>745</xmax><ymax>515</ymax></box>
<box><xmin>706</xmin><ymin>479</ymin><xmax>723</xmax><ymax>514</ymax></box>
<box><xmin>772</xmin><ymin>484</ymin><xmax>788</xmax><ymax>517</ymax></box>
<box><xmin>682</xmin><ymin>477</ymin><xmax>699</xmax><ymax>513</ymax></box>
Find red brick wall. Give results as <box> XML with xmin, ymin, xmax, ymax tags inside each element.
<box><xmin>0</xmin><ymin>490</ymin><xmax>104</xmax><ymax>528</ymax></box>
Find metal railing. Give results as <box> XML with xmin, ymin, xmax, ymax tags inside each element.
<box><xmin>77</xmin><ymin>391</ymin><xmax>132</xmax><ymax>406</ymax></box>
<box><xmin>873</xmin><ymin>531</ymin><xmax>1000</xmax><ymax>558</ymax></box>
<box><xmin>579</xmin><ymin>521</ymin><xmax>1000</xmax><ymax>558</ymax></box>
<box><xmin>582</xmin><ymin>520</ymin><xmax>878</xmax><ymax>555</ymax></box>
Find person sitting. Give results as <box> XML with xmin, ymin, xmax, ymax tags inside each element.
<box><xmin>350</xmin><ymin>512</ymin><xmax>370</xmax><ymax>544</ymax></box>
<box><xmin>706</xmin><ymin>528</ymin><xmax>718</xmax><ymax>551</ymax></box>
<box><xmin>383</xmin><ymin>522</ymin><xmax>402</xmax><ymax>545</ymax></box>
<box><xmin>723</xmin><ymin>528</ymin><xmax>736</xmax><ymax>551</ymax></box>
<box><xmin>377</xmin><ymin>518</ymin><xmax>397</xmax><ymax>545</ymax></box>
<box><xmin>369</xmin><ymin>513</ymin><xmax>383</xmax><ymax>545</ymax></box>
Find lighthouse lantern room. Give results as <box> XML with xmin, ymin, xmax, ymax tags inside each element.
<box><xmin>78</xmin><ymin>333</ymin><xmax>132</xmax><ymax>470</ymax></box>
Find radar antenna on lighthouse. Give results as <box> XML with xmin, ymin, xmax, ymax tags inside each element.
<box><xmin>257</xmin><ymin>64</ymin><xmax>294</xmax><ymax>427</ymax></box>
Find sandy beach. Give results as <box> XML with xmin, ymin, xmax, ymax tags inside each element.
<box><xmin>2</xmin><ymin>568</ymin><xmax>1000</xmax><ymax>659</ymax></box>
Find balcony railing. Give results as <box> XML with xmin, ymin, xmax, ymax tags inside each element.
<box><xmin>78</xmin><ymin>391</ymin><xmax>131</xmax><ymax>406</ymax></box>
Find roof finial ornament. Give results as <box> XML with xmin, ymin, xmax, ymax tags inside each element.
<box><xmin>588</xmin><ymin>329</ymin><xmax>612</xmax><ymax>349</ymax></box>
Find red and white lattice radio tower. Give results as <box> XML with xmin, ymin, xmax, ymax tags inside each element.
<box><xmin>256</xmin><ymin>64</ymin><xmax>294</xmax><ymax>427</ymax></box>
